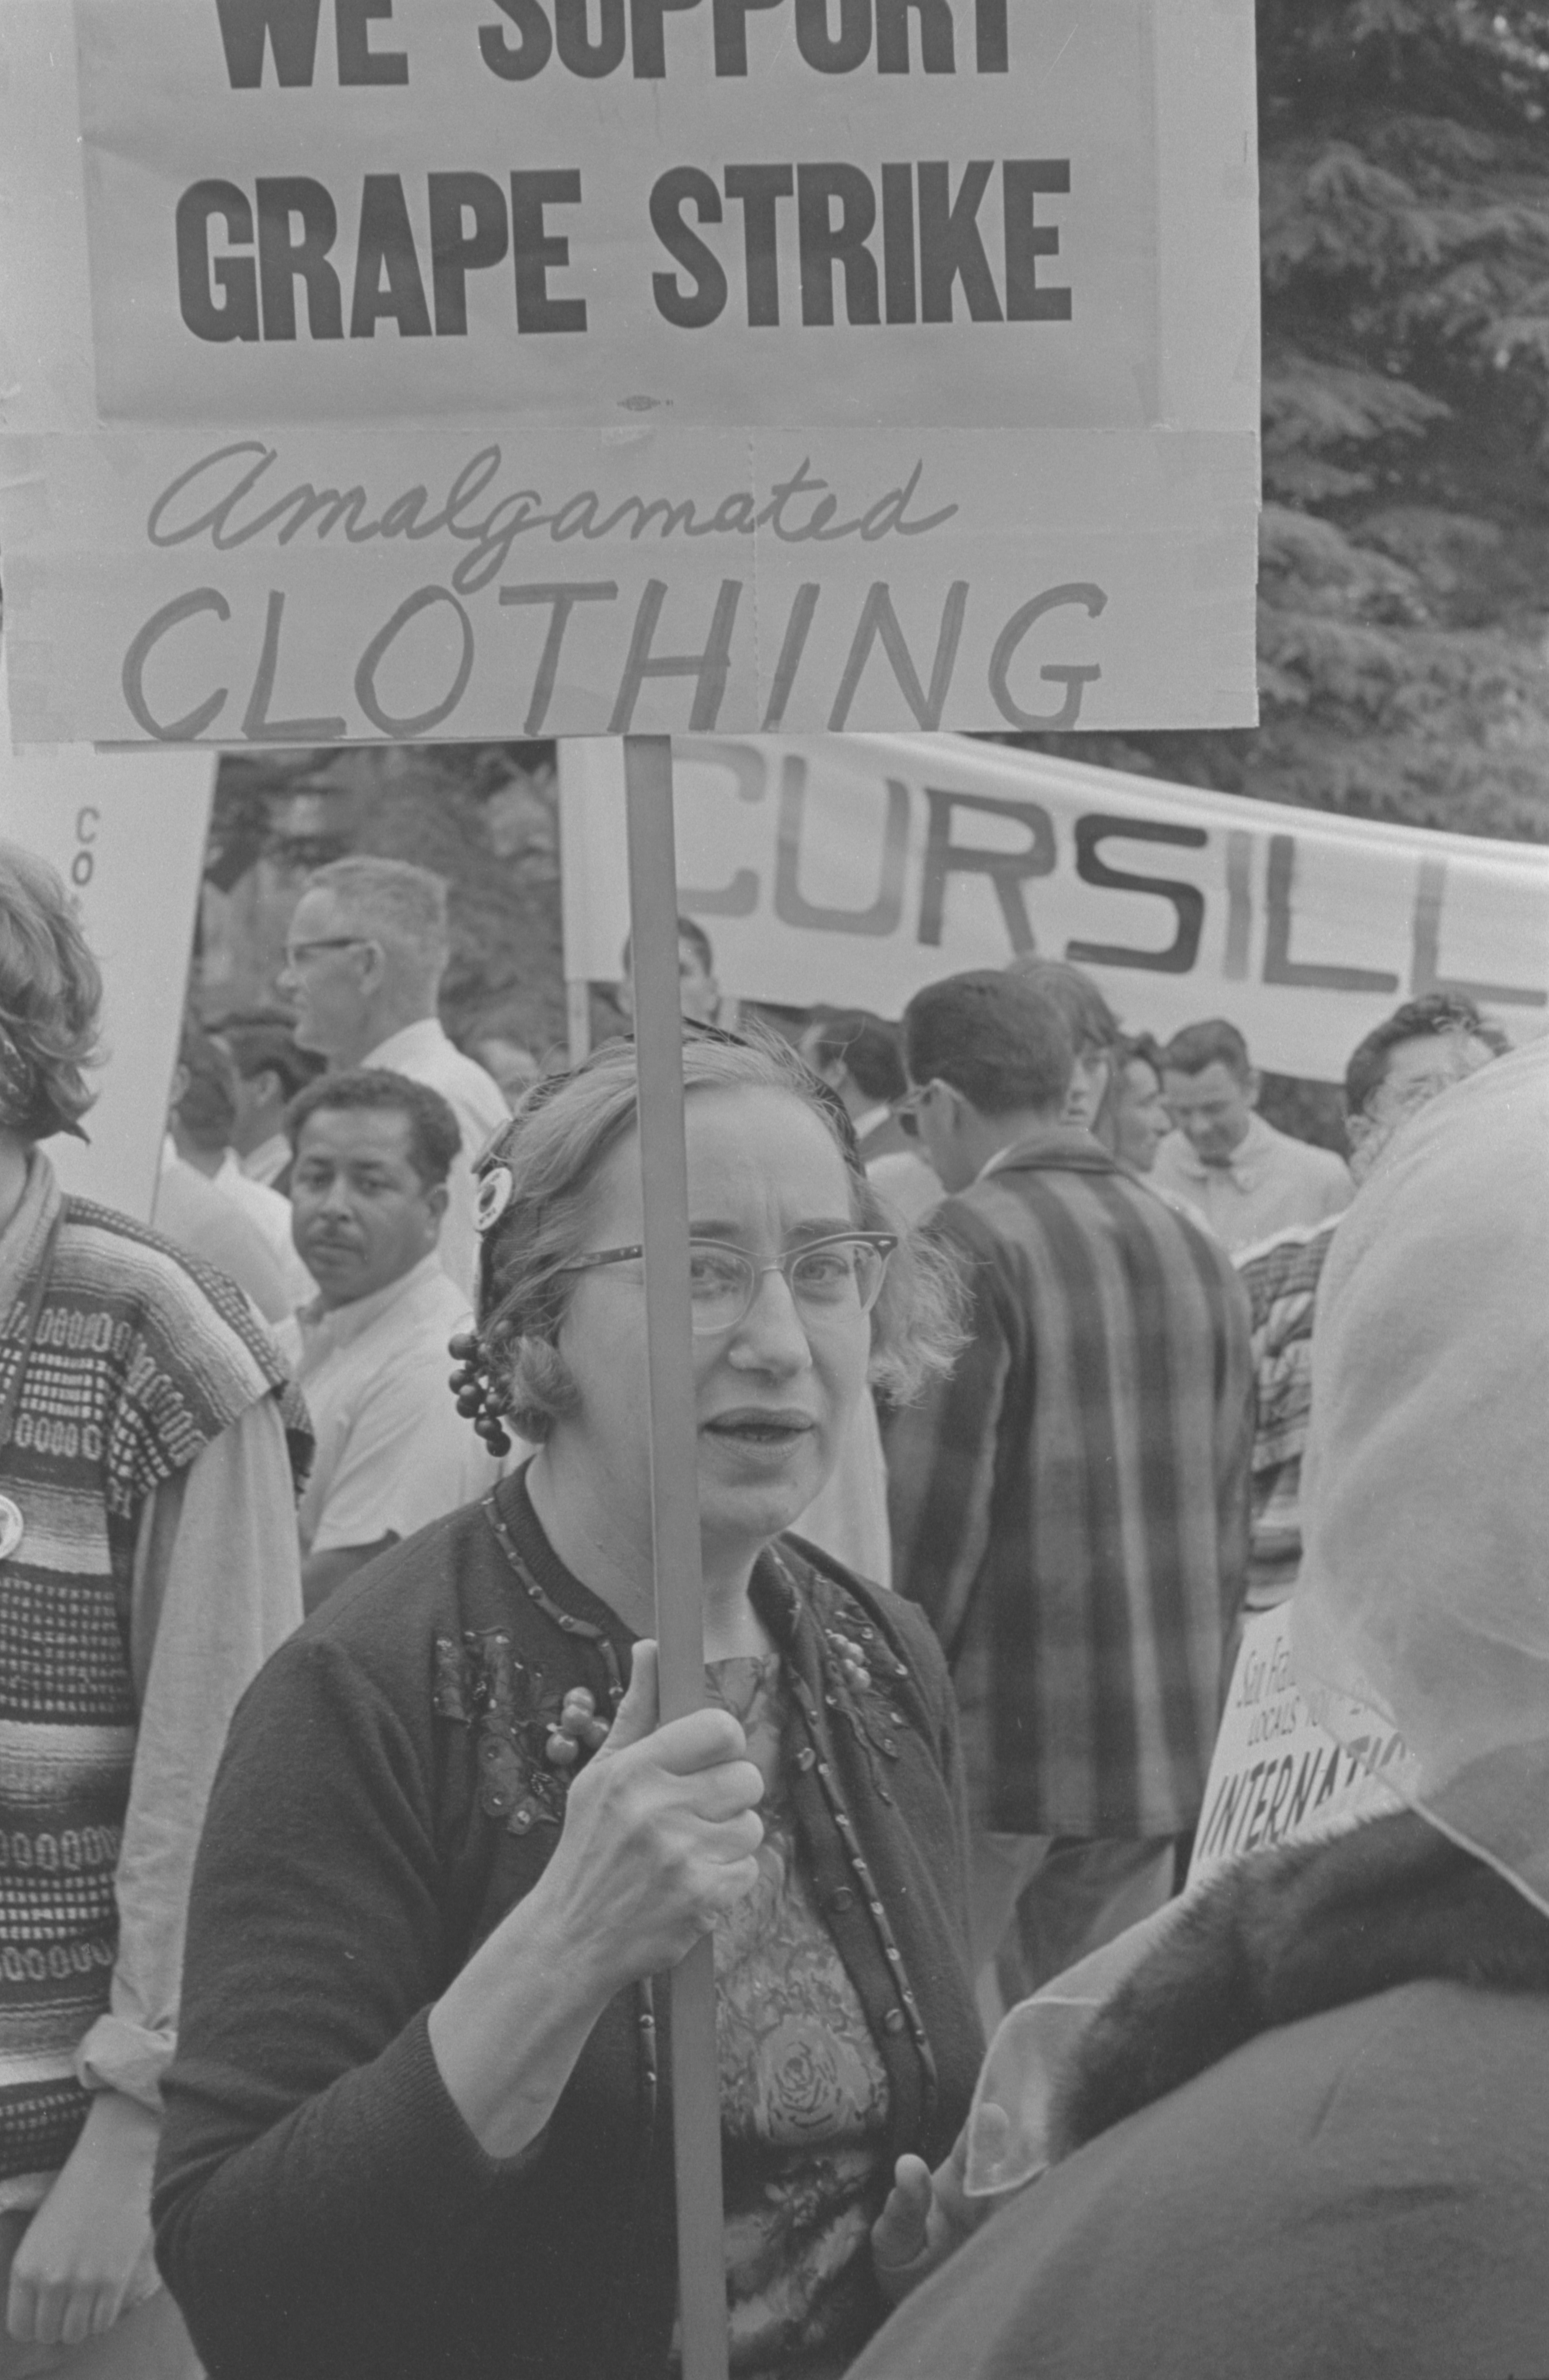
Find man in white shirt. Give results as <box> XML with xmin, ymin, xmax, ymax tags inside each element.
<box><xmin>277</xmin><ymin>1069</ymin><xmax>508</xmax><ymax>1610</ymax></box>
<box><xmin>277</xmin><ymin>857</ymin><xmax>508</xmax><ymax>1301</ymax></box>
<box><xmin>1152</xmin><ymin>1018</ymin><xmax>1353</xmax><ymax>1255</ymax></box>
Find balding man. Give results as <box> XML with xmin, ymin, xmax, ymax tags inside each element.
<box><xmin>279</xmin><ymin>858</ymin><xmax>507</xmax><ymax>1301</ymax></box>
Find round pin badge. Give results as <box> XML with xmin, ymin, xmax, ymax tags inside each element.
<box><xmin>475</xmin><ymin>1166</ymin><xmax>515</xmax><ymax>1234</ymax></box>
<box><xmin>0</xmin><ymin>1494</ymin><xmax>25</xmax><ymax>1563</ymax></box>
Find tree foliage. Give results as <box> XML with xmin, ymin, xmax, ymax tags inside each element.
<box><xmin>1007</xmin><ymin>0</ymin><xmax>1549</xmax><ymax>842</ymax></box>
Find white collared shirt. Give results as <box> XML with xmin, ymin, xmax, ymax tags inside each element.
<box><xmin>278</xmin><ymin>1252</ymin><xmax>510</xmax><ymax>1553</ymax></box>
<box><xmin>1150</xmin><ymin>1112</ymin><xmax>1352</xmax><ymax>1255</ymax></box>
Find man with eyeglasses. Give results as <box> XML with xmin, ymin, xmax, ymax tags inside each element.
<box><xmin>278</xmin><ymin>858</ymin><xmax>508</xmax><ymax>1302</ymax></box>
<box><xmin>884</xmin><ymin>971</ymin><xmax>1253</xmax><ymax>2026</ymax></box>
<box><xmin>1235</xmin><ymin>991</ymin><xmax>1505</xmax><ymax>1612</ymax></box>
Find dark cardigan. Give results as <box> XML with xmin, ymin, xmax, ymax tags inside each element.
<box><xmin>153</xmin><ymin>1476</ymin><xmax>984</xmax><ymax>2380</ymax></box>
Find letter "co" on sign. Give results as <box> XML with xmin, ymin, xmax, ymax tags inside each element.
<box><xmin>72</xmin><ymin>807</ymin><xmax>101</xmax><ymax>891</ymax></box>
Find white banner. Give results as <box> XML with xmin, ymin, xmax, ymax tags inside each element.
<box><xmin>560</xmin><ymin>733</ymin><xmax>1549</xmax><ymax>1079</ymax></box>
<box><xmin>0</xmin><ymin>671</ymin><xmax>214</xmax><ymax>1218</ymax></box>
<box><xmin>0</xmin><ymin>0</ymin><xmax>1259</xmax><ymax>742</ymax></box>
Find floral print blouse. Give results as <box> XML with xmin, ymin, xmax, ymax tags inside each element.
<box><xmin>679</xmin><ymin>1652</ymin><xmax>893</xmax><ymax>2380</ymax></box>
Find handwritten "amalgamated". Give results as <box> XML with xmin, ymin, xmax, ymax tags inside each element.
<box><xmin>145</xmin><ymin>441</ymin><xmax>958</xmax><ymax>596</ymax></box>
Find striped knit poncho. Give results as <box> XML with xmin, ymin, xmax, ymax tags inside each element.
<box><xmin>0</xmin><ymin>1152</ymin><xmax>307</xmax><ymax>2191</ymax></box>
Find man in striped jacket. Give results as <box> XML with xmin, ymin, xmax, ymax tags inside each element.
<box><xmin>885</xmin><ymin>971</ymin><xmax>1252</xmax><ymax>2018</ymax></box>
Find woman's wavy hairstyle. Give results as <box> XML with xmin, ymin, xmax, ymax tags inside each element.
<box><xmin>473</xmin><ymin>1026</ymin><xmax>966</xmax><ymax>1445</ymax></box>
<box><xmin>0</xmin><ymin>843</ymin><xmax>103</xmax><ymax>1143</ymax></box>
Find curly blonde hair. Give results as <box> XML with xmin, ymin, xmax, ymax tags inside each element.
<box><xmin>474</xmin><ymin>1028</ymin><xmax>964</xmax><ymax>1444</ymax></box>
<box><xmin>0</xmin><ymin>843</ymin><xmax>102</xmax><ymax>1143</ymax></box>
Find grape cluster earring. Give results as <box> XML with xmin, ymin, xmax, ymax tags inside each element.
<box><xmin>448</xmin><ymin>1329</ymin><xmax>515</xmax><ymax>1456</ymax></box>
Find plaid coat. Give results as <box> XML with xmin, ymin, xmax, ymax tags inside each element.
<box><xmin>887</xmin><ymin>1133</ymin><xmax>1252</xmax><ymax>1839</ymax></box>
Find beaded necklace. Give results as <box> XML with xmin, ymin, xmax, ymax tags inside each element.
<box><xmin>475</xmin><ymin>1488</ymin><xmax>662</xmax><ymax>2239</ymax></box>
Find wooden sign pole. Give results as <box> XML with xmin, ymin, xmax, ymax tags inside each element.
<box><xmin>622</xmin><ymin>731</ymin><xmax>730</xmax><ymax>2380</ymax></box>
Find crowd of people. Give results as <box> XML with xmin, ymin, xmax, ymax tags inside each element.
<box><xmin>0</xmin><ymin>836</ymin><xmax>1542</xmax><ymax>2380</ymax></box>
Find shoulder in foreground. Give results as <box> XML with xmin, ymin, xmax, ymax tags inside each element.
<box><xmin>59</xmin><ymin>1195</ymin><xmax>283</xmax><ymax>1370</ymax></box>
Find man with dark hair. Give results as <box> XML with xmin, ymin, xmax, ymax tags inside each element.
<box><xmin>1153</xmin><ymin>1018</ymin><xmax>1352</xmax><ymax>1252</ymax></box>
<box><xmin>887</xmin><ymin>972</ymin><xmax>1252</xmax><ymax>2020</ymax></box>
<box><xmin>798</xmin><ymin>1009</ymin><xmax>909</xmax><ymax>1155</ymax></box>
<box><xmin>897</xmin><ymin>971</ymin><xmax>1074</xmax><ymax>1179</ymax></box>
<box><xmin>1236</xmin><ymin>992</ymin><xmax>1504</xmax><ymax>1607</ymax></box>
<box><xmin>277</xmin><ymin>1070</ymin><xmax>508</xmax><ymax>1609</ymax></box>
<box><xmin>1342</xmin><ymin>990</ymin><xmax>1509</xmax><ymax>1156</ymax></box>
<box><xmin>214</xmin><ymin>1007</ymin><xmax>325</xmax><ymax>1189</ymax></box>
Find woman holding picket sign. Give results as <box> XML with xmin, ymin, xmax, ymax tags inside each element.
<box><xmin>154</xmin><ymin>1025</ymin><xmax>982</xmax><ymax>2380</ymax></box>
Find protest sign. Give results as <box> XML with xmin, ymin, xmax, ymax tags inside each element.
<box><xmin>0</xmin><ymin>673</ymin><xmax>214</xmax><ymax>1218</ymax></box>
<box><xmin>559</xmin><ymin>732</ymin><xmax>1549</xmax><ymax>1076</ymax></box>
<box><xmin>1188</xmin><ymin>1607</ymin><xmax>1417</xmax><ymax>1889</ymax></box>
<box><xmin>0</xmin><ymin>0</ymin><xmax>1259</xmax><ymax>742</ymax></box>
